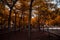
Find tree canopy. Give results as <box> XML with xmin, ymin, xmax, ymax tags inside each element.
<box><xmin>0</xmin><ymin>0</ymin><xmax>60</xmax><ymax>29</ymax></box>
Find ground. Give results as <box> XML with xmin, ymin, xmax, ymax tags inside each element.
<box><xmin>0</xmin><ymin>30</ymin><xmax>60</xmax><ymax>40</ymax></box>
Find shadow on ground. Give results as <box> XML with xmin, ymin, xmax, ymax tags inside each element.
<box><xmin>0</xmin><ymin>30</ymin><xmax>60</xmax><ymax>40</ymax></box>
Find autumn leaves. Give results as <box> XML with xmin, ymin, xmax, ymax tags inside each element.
<box><xmin>0</xmin><ymin>0</ymin><xmax>60</xmax><ymax>29</ymax></box>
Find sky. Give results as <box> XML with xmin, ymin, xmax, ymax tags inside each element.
<box><xmin>5</xmin><ymin>0</ymin><xmax>60</xmax><ymax>18</ymax></box>
<box><xmin>51</xmin><ymin>0</ymin><xmax>60</xmax><ymax>8</ymax></box>
<box><xmin>5</xmin><ymin>0</ymin><xmax>60</xmax><ymax>10</ymax></box>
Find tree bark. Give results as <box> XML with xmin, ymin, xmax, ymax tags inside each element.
<box><xmin>28</xmin><ymin>0</ymin><xmax>34</xmax><ymax>40</ymax></box>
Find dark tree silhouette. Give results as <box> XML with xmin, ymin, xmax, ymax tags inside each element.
<box><xmin>1</xmin><ymin>0</ymin><xmax>18</xmax><ymax>31</ymax></box>
<box><xmin>28</xmin><ymin>0</ymin><xmax>34</xmax><ymax>40</ymax></box>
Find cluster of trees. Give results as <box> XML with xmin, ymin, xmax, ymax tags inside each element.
<box><xmin>0</xmin><ymin>0</ymin><xmax>60</xmax><ymax>29</ymax></box>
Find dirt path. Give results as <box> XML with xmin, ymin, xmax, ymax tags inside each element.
<box><xmin>0</xmin><ymin>31</ymin><xmax>60</xmax><ymax>40</ymax></box>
